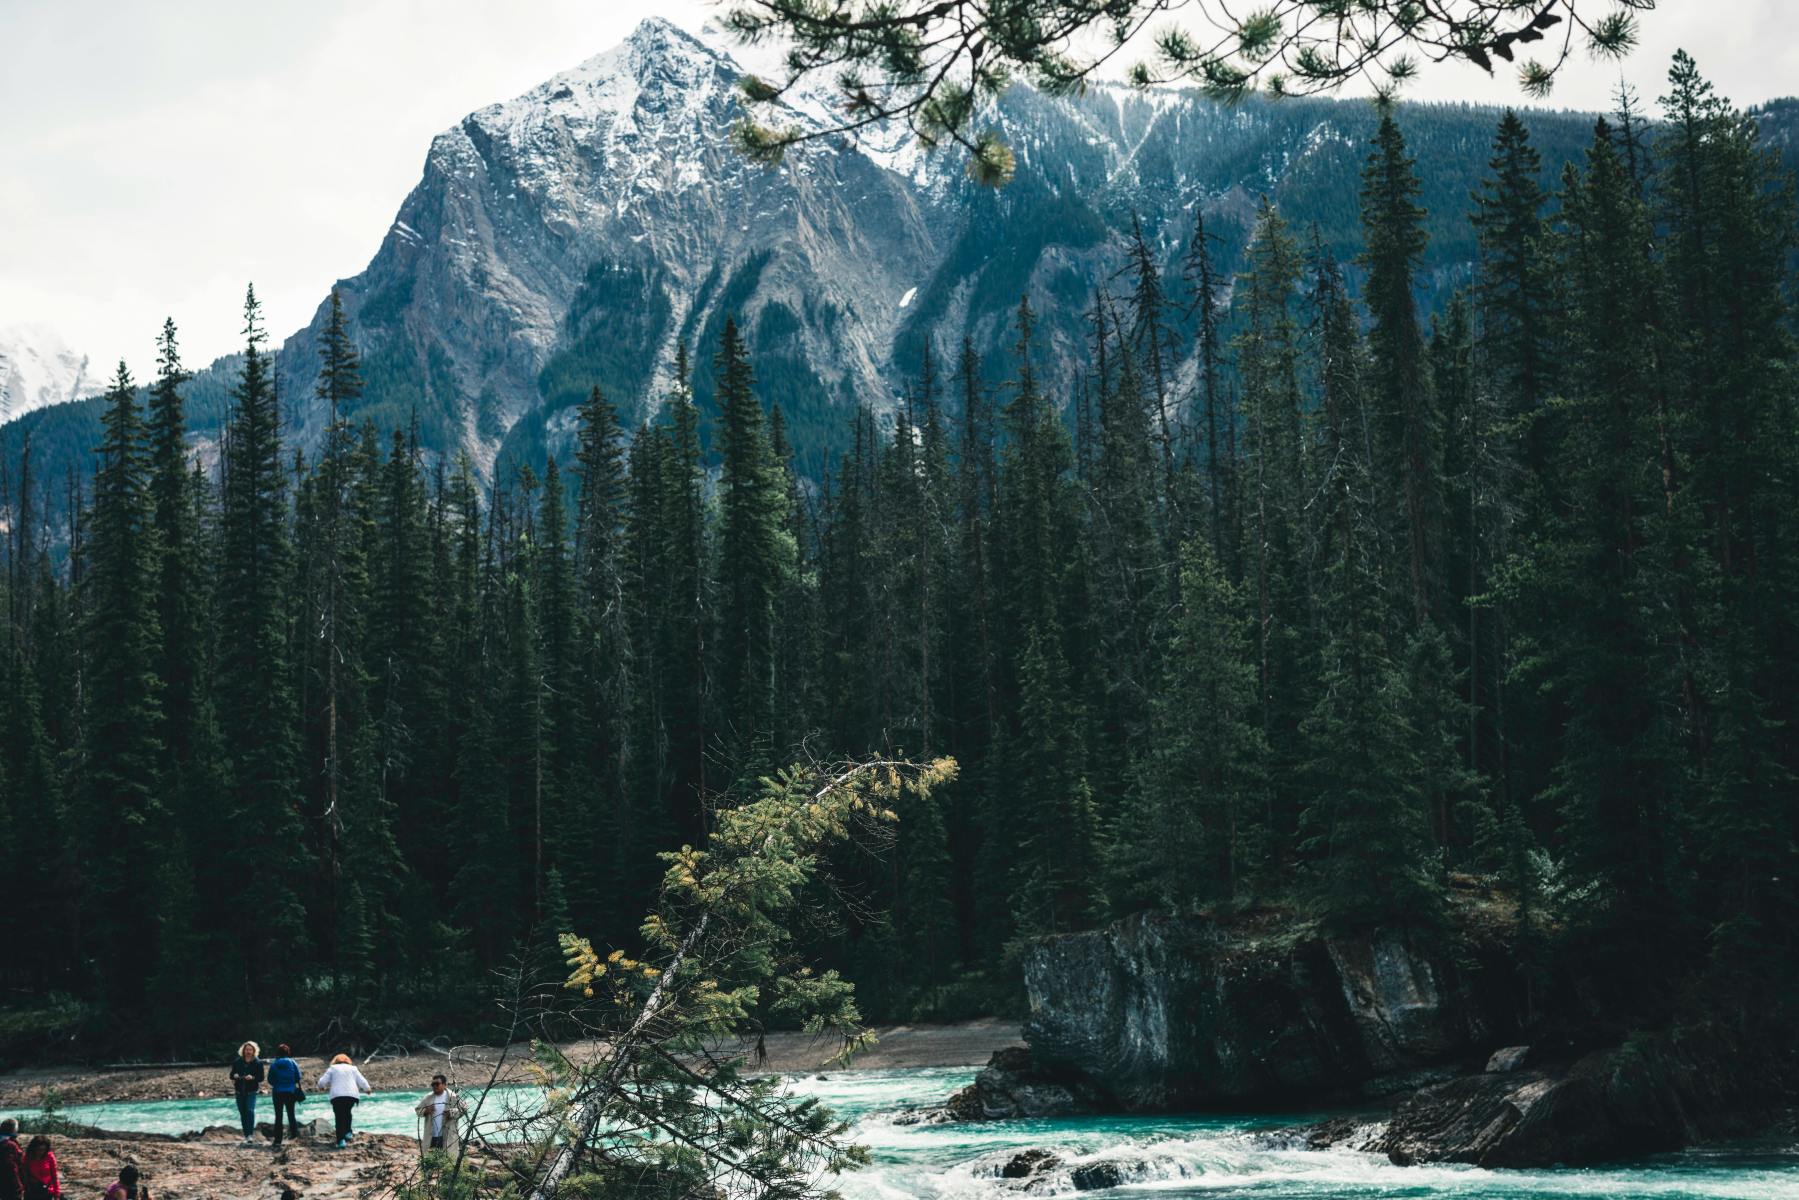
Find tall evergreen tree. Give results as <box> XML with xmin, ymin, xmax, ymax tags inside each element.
<box><xmin>80</xmin><ymin>363</ymin><xmax>165</xmax><ymax>1008</ymax></box>
<box><xmin>1113</xmin><ymin>536</ymin><xmax>1266</xmax><ymax>911</ymax></box>
<box><xmin>1234</xmin><ymin>200</ymin><xmax>1310</xmax><ymax>851</ymax></box>
<box><xmin>217</xmin><ymin>285</ymin><xmax>307</xmax><ymax>993</ymax></box>
<box><xmin>713</xmin><ymin>316</ymin><xmax>793</xmax><ymax>781</ymax></box>
<box><xmin>1181</xmin><ymin>204</ymin><xmax>1231</xmax><ymax>567</ymax></box>
<box><xmin>1361</xmin><ymin>113</ymin><xmax>1444</xmax><ymax>628</ymax></box>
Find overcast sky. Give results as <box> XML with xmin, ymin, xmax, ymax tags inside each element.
<box><xmin>4</xmin><ymin>0</ymin><xmax>1794</xmax><ymax>377</ymax></box>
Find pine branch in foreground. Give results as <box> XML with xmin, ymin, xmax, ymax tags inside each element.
<box><xmin>396</xmin><ymin>757</ymin><xmax>956</xmax><ymax>1200</ymax></box>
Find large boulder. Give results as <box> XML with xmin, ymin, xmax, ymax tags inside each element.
<box><xmin>1019</xmin><ymin>910</ymin><xmax>1509</xmax><ymax>1110</ymax></box>
<box><xmin>942</xmin><ymin>1046</ymin><xmax>1108</xmax><ymax>1120</ymax></box>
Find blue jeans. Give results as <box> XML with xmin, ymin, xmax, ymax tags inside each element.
<box><xmin>236</xmin><ymin>1089</ymin><xmax>257</xmax><ymax>1136</ymax></box>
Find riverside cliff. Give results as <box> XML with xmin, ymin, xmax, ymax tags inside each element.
<box><xmin>946</xmin><ymin>900</ymin><xmax>1792</xmax><ymax>1168</ymax></box>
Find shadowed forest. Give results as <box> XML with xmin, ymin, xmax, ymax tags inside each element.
<box><xmin>1</xmin><ymin>53</ymin><xmax>1795</xmax><ymax>1061</ymax></box>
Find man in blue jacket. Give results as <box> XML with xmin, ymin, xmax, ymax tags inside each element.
<box><xmin>268</xmin><ymin>1044</ymin><xmax>304</xmax><ymax>1147</ymax></box>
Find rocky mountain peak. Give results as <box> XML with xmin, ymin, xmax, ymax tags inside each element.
<box><xmin>466</xmin><ymin>17</ymin><xmax>745</xmax><ymax>157</ymax></box>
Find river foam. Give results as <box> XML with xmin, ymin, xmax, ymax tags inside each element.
<box><xmin>46</xmin><ymin>1065</ymin><xmax>1799</xmax><ymax>1198</ymax></box>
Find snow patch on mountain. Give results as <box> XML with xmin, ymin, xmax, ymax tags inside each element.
<box><xmin>0</xmin><ymin>325</ymin><xmax>106</xmax><ymax>421</ymax></box>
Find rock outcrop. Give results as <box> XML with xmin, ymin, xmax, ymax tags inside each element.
<box><xmin>952</xmin><ymin>907</ymin><xmax>1792</xmax><ymax>1167</ymax></box>
<box><xmin>1368</xmin><ymin>1027</ymin><xmax>1785</xmax><ymax>1167</ymax></box>
<box><xmin>940</xmin><ymin>1046</ymin><xmax>1108</xmax><ymax>1121</ymax></box>
<box><xmin>1013</xmin><ymin>910</ymin><xmax>1510</xmax><ymax>1111</ymax></box>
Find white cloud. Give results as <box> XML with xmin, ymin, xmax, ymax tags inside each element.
<box><xmin>0</xmin><ymin>0</ymin><xmax>710</xmax><ymax>375</ymax></box>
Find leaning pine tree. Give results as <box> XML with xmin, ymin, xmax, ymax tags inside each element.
<box><xmin>402</xmin><ymin>758</ymin><xmax>956</xmax><ymax>1200</ymax></box>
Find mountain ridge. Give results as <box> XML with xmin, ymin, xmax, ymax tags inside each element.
<box><xmin>12</xmin><ymin>18</ymin><xmax>1792</xmax><ymax>500</ymax></box>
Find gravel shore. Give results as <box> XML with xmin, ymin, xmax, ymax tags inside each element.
<box><xmin>0</xmin><ymin>1019</ymin><xmax>1020</xmax><ymax>1199</ymax></box>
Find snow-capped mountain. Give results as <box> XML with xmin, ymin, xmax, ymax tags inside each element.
<box><xmin>261</xmin><ymin>15</ymin><xmax>1603</xmax><ymax>476</ymax></box>
<box><xmin>5</xmin><ymin>16</ymin><xmax>1613</xmax><ymax>488</ymax></box>
<box><xmin>0</xmin><ymin>325</ymin><xmax>106</xmax><ymax>422</ymax></box>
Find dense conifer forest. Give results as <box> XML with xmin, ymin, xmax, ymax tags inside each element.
<box><xmin>3</xmin><ymin>56</ymin><xmax>1796</xmax><ymax>1054</ymax></box>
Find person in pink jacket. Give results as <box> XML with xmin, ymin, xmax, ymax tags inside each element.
<box><xmin>21</xmin><ymin>1137</ymin><xmax>58</xmax><ymax>1199</ymax></box>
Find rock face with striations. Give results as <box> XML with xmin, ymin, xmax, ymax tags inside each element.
<box><xmin>964</xmin><ymin>908</ymin><xmax>1795</xmax><ymax>1167</ymax></box>
<box><xmin>1006</xmin><ymin>909</ymin><xmax>1507</xmax><ymax>1113</ymax></box>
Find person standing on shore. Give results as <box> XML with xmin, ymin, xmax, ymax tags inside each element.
<box><xmin>413</xmin><ymin>1074</ymin><xmax>464</xmax><ymax>1156</ymax></box>
<box><xmin>229</xmin><ymin>1041</ymin><xmax>265</xmax><ymax>1146</ymax></box>
<box><xmin>0</xmin><ymin>1119</ymin><xmax>24</xmax><ymax>1200</ymax></box>
<box><xmin>267</xmin><ymin>1044</ymin><xmax>304</xmax><ymax>1146</ymax></box>
<box><xmin>21</xmin><ymin>1136</ymin><xmax>58</xmax><ymax>1199</ymax></box>
<box><xmin>317</xmin><ymin>1053</ymin><xmax>373</xmax><ymax>1149</ymax></box>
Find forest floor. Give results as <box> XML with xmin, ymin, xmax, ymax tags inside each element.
<box><xmin>0</xmin><ymin>1016</ymin><xmax>1020</xmax><ymax>1106</ymax></box>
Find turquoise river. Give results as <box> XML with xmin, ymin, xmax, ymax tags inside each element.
<box><xmin>54</xmin><ymin>1066</ymin><xmax>1799</xmax><ymax>1198</ymax></box>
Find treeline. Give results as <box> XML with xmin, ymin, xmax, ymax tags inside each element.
<box><xmin>2</xmin><ymin>52</ymin><xmax>1796</xmax><ymax>1048</ymax></box>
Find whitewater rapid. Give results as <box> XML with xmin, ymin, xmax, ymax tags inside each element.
<box><xmin>56</xmin><ymin>1064</ymin><xmax>1799</xmax><ymax>1198</ymax></box>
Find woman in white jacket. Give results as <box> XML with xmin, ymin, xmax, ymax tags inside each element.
<box><xmin>317</xmin><ymin>1054</ymin><xmax>373</xmax><ymax>1149</ymax></box>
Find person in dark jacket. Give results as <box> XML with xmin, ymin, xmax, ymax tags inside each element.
<box><xmin>0</xmin><ymin>1119</ymin><xmax>23</xmax><ymax>1200</ymax></box>
<box><xmin>267</xmin><ymin>1043</ymin><xmax>303</xmax><ymax>1146</ymax></box>
<box><xmin>230</xmin><ymin>1040</ymin><xmax>266</xmax><ymax>1146</ymax></box>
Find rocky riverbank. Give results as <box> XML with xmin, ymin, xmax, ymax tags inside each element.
<box><xmin>14</xmin><ymin>1123</ymin><xmax>418</xmax><ymax>1200</ymax></box>
<box><xmin>1018</xmin><ymin>907</ymin><xmax>1509</xmax><ymax>1110</ymax></box>
<box><xmin>938</xmin><ymin>903</ymin><xmax>1793</xmax><ymax>1168</ymax></box>
<box><xmin>0</xmin><ymin>1018</ymin><xmax>1020</xmax><ymax>1109</ymax></box>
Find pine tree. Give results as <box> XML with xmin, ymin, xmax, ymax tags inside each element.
<box><xmin>1528</xmin><ymin>121</ymin><xmax>1693</xmax><ymax>984</ymax></box>
<box><xmin>1432</xmin><ymin>297</ymin><xmax>1518</xmax><ymax>828</ymax></box>
<box><xmin>80</xmin><ymin>362</ymin><xmax>166</xmax><ymax>1009</ymax></box>
<box><xmin>1656</xmin><ymin>54</ymin><xmax>1799</xmax><ymax>1008</ymax></box>
<box><xmin>1234</xmin><ymin>201</ymin><xmax>1310</xmax><ymax>852</ymax></box>
<box><xmin>1122</xmin><ymin>211</ymin><xmax>1181</xmax><ymax>543</ymax></box>
<box><xmin>372</xmin><ymin>426</ymin><xmax>443</xmax><ymax>890</ymax></box>
<box><xmin>298</xmin><ymin>301</ymin><xmax>403</xmax><ymax>992</ymax></box>
<box><xmin>217</xmin><ymin>285</ymin><xmax>307</xmax><ymax>993</ymax></box>
<box><xmin>1362</xmin><ymin>113</ymin><xmax>1444</xmax><ymax>628</ymax></box>
<box><xmin>989</xmin><ymin>297</ymin><xmax>1096</xmax><ymax>940</ymax></box>
<box><xmin>1086</xmin><ymin>304</ymin><xmax>1160</xmax><ymax>810</ymax></box>
<box><xmin>656</xmin><ymin>344</ymin><xmax>711</xmax><ymax>841</ymax></box>
<box><xmin>0</xmin><ymin>637</ymin><xmax>71</xmax><ymax>991</ymax></box>
<box><xmin>147</xmin><ymin>321</ymin><xmax>205</xmax><ymax>783</ymax></box>
<box><xmin>1300</xmin><ymin>359</ymin><xmax>1438</xmax><ymax>926</ymax></box>
<box><xmin>714</xmin><ymin>316</ymin><xmax>793</xmax><ymax>781</ymax></box>
<box><xmin>571</xmin><ymin>386</ymin><xmax>630</xmax><ymax>936</ymax></box>
<box><xmin>1009</xmin><ymin>627</ymin><xmax>1100</xmax><ymax>935</ymax></box>
<box><xmin>1113</xmin><ymin>536</ymin><xmax>1266</xmax><ymax>911</ymax></box>
<box><xmin>619</xmin><ymin>420</ymin><xmax>682</xmax><ymax>922</ymax></box>
<box><xmin>536</xmin><ymin>455</ymin><xmax>579</xmax><ymax>897</ymax></box>
<box><xmin>1181</xmin><ymin>205</ymin><xmax>1232</xmax><ymax>567</ymax></box>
